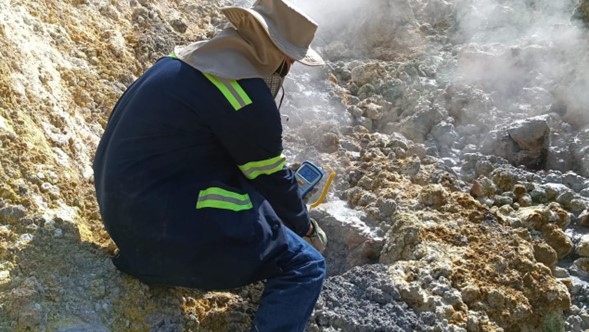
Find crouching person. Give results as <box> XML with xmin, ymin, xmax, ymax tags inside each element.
<box><xmin>93</xmin><ymin>0</ymin><xmax>328</xmax><ymax>330</ymax></box>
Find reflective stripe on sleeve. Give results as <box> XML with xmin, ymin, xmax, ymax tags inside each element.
<box><xmin>203</xmin><ymin>73</ymin><xmax>253</xmax><ymax>111</ymax></box>
<box><xmin>239</xmin><ymin>154</ymin><xmax>286</xmax><ymax>180</ymax></box>
<box><xmin>196</xmin><ymin>187</ymin><xmax>253</xmax><ymax>211</ymax></box>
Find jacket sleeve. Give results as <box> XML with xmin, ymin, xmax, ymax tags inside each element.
<box><xmin>206</xmin><ymin>77</ymin><xmax>311</xmax><ymax>236</ymax></box>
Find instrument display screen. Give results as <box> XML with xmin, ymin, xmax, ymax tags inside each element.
<box><xmin>298</xmin><ymin>165</ymin><xmax>321</xmax><ymax>182</ymax></box>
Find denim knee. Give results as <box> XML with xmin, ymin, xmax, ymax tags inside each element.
<box><xmin>303</xmin><ymin>243</ymin><xmax>327</xmax><ymax>282</ymax></box>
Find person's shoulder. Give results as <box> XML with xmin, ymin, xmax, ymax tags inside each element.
<box><xmin>238</xmin><ymin>77</ymin><xmax>268</xmax><ymax>93</ymax></box>
<box><xmin>236</xmin><ymin>77</ymin><xmax>276</xmax><ymax>107</ymax></box>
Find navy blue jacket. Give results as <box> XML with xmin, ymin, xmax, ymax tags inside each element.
<box><xmin>93</xmin><ymin>56</ymin><xmax>310</xmax><ymax>289</ymax></box>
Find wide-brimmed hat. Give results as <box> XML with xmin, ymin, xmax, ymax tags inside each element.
<box><xmin>221</xmin><ymin>0</ymin><xmax>324</xmax><ymax>66</ymax></box>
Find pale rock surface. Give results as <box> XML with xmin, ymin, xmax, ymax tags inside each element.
<box><xmin>578</xmin><ymin>234</ymin><xmax>589</xmax><ymax>257</ymax></box>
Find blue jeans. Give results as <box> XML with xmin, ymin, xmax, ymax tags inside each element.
<box><xmin>251</xmin><ymin>227</ymin><xmax>326</xmax><ymax>332</ymax></box>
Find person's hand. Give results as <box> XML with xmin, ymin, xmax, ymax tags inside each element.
<box><xmin>289</xmin><ymin>162</ymin><xmax>301</xmax><ymax>172</ymax></box>
<box><xmin>302</xmin><ymin>187</ymin><xmax>319</xmax><ymax>204</ymax></box>
<box><xmin>304</xmin><ymin>218</ymin><xmax>327</xmax><ymax>253</ymax></box>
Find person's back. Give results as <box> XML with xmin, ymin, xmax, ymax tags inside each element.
<box><xmin>94</xmin><ymin>57</ymin><xmax>285</xmax><ymax>288</ymax></box>
<box><xmin>93</xmin><ymin>0</ymin><xmax>328</xmax><ymax>330</ymax></box>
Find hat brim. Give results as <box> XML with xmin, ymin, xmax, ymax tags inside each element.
<box><xmin>221</xmin><ymin>6</ymin><xmax>325</xmax><ymax>67</ymax></box>
<box><xmin>300</xmin><ymin>47</ymin><xmax>324</xmax><ymax>66</ymax></box>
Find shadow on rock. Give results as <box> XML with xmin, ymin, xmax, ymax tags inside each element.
<box><xmin>0</xmin><ymin>211</ymin><xmax>262</xmax><ymax>331</ymax></box>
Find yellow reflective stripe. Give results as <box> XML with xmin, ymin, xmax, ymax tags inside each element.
<box><xmin>203</xmin><ymin>73</ymin><xmax>252</xmax><ymax>111</ymax></box>
<box><xmin>228</xmin><ymin>80</ymin><xmax>252</xmax><ymax>106</ymax></box>
<box><xmin>239</xmin><ymin>154</ymin><xmax>286</xmax><ymax>180</ymax></box>
<box><xmin>196</xmin><ymin>187</ymin><xmax>253</xmax><ymax>211</ymax></box>
<box><xmin>168</xmin><ymin>52</ymin><xmax>177</xmax><ymax>58</ymax></box>
<box><xmin>204</xmin><ymin>73</ymin><xmax>241</xmax><ymax>110</ymax></box>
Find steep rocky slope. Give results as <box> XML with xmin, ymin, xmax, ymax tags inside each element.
<box><xmin>1</xmin><ymin>0</ymin><xmax>589</xmax><ymax>331</ymax></box>
<box><xmin>0</xmin><ymin>1</ymin><xmax>256</xmax><ymax>331</ymax></box>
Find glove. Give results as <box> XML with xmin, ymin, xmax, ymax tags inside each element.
<box><xmin>304</xmin><ymin>218</ymin><xmax>327</xmax><ymax>253</ymax></box>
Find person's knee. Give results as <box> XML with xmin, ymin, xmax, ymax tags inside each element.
<box><xmin>316</xmin><ymin>255</ymin><xmax>327</xmax><ymax>281</ymax></box>
<box><xmin>305</xmin><ymin>246</ymin><xmax>327</xmax><ymax>281</ymax></box>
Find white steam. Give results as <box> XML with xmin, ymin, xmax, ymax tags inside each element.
<box><xmin>234</xmin><ymin>0</ymin><xmax>589</xmax><ymax>129</ymax></box>
<box><xmin>454</xmin><ymin>0</ymin><xmax>589</xmax><ymax>126</ymax></box>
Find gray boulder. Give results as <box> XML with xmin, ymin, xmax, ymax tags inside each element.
<box><xmin>394</xmin><ymin>102</ymin><xmax>446</xmax><ymax>143</ymax></box>
<box><xmin>310</xmin><ymin>205</ymin><xmax>385</xmax><ymax>276</ymax></box>
<box><xmin>482</xmin><ymin>116</ymin><xmax>550</xmax><ymax>170</ymax></box>
<box><xmin>571</xmin><ymin>128</ymin><xmax>589</xmax><ymax>177</ymax></box>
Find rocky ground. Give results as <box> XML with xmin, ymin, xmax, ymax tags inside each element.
<box><xmin>1</xmin><ymin>0</ymin><xmax>589</xmax><ymax>331</ymax></box>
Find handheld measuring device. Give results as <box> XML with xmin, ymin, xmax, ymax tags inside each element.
<box><xmin>295</xmin><ymin>161</ymin><xmax>324</xmax><ymax>198</ymax></box>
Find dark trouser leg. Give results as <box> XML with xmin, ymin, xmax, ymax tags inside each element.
<box><xmin>250</xmin><ymin>227</ymin><xmax>326</xmax><ymax>332</ymax></box>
